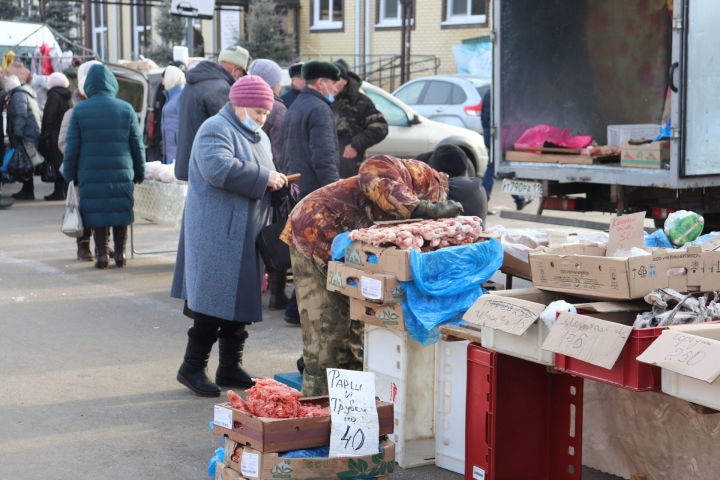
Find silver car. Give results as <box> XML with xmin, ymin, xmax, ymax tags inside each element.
<box><xmin>362</xmin><ymin>81</ymin><xmax>487</xmax><ymax>176</ymax></box>
<box><xmin>392</xmin><ymin>75</ymin><xmax>490</xmax><ymax>133</ymax></box>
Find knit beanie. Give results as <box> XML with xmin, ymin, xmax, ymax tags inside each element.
<box><xmin>162</xmin><ymin>65</ymin><xmax>186</xmax><ymax>90</ymax></box>
<box><xmin>4</xmin><ymin>75</ymin><xmax>21</xmax><ymax>92</ymax></box>
<box><xmin>78</xmin><ymin>60</ymin><xmax>102</xmax><ymax>96</ymax></box>
<box><xmin>47</xmin><ymin>71</ymin><xmax>70</xmax><ymax>89</ymax></box>
<box><xmin>248</xmin><ymin>59</ymin><xmax>282</xmax><ymax>89</ymax></box>
<box><xmin>428</xmin><ymin>144</ymin><xmax>469</xmax><ymax>177</ymax></box>
<box><xmin>229</xmin><ymin>75</ymin><xmax>274</xmax><ymax>110</ymax></box>
<box><xmin>218</xmin><ymin>46</ymin><xmax>251</xmax><ymax>70</ymax></box>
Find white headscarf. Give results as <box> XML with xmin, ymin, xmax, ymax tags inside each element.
<box><xmin>162</xmin><ymin>65</ymin><xmax>186</xmax><ymax>91</ymax></box>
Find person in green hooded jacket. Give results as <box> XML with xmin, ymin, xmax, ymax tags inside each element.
<box><xmin>63</xmin><ymin>63</ymin><xmax>146</xmax><ymax>269</ymax></box>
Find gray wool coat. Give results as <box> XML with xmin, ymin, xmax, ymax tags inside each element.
<box><xmin>170</xmin><ymin>103</ymin><xmax>275</xmax><ymax>323</ymax></box>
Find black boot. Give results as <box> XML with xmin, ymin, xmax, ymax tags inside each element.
<box><xmin>112</xmin><ymin>225</ymin><xmax>128</xmax><ymax>267</ymax></box>
<box><xmin>92</xmin><ymin>227</ymin><xmax>109</xmax><ymax>269</ymax></box>
<box><xmin>12</xmin><ymin>179</ymin><xmax>34</xmax><ymax>200</ymax></box>
<box><xmin>177</xmin><ymin>329</ymin><xmax>220</xmax><ymax>397</ymax></box>
<box><xmin>215</xmin><ymin>326</ymin><xmax>255</xmax><ymax>389</ymax></box>
<box><xmin>267</xmin><ymin>271</ymin><xmax>289</xmax><ymax>310</ymax></box>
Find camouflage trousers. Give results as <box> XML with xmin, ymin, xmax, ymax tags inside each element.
<box><xmin>290</xmin><ymin>248</ymin><xmax>364</xmax><ymax>396</ymax></box>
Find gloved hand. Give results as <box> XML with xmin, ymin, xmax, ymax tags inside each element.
<box><xmin>134</xmin><ymin>175</ymin><xmax>144</xmax><ymax>184</ymax></box>
<box><xmin>411</xmin><ymin>200</ymin><xmax>464</xmax><ymax>219</ymax></box>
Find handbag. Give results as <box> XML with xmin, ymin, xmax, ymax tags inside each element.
<box><xmin>7</xmin><ymin>144</ymin><xmax>33</xmax><ymax>182</ymax></box>
<box><xmin>256</xmin><ymin>190</ymin><xmax>292</xmax><ymax>272</ymax></box>
<box><xmin>61</xmin><ymin>182</ymin><xmax>84</xmax><ymax>238</ymax></box>
<box><xmin>40</xmin><ymin>160</ymin><xmax>57</xmax><ymax>183</ymax></box>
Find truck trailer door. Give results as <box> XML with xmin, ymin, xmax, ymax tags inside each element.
<box><xmin>679</xmin><ymin>0</ymin><xmax>720</xmax><ymax>176</ymax></box>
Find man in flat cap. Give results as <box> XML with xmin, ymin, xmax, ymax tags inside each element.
<box><xmin>174</xmin><ymin>45</ymin><xmax>251</xmax><ymax>182</ymax></box>
<box><xmin>281</xmin><ymin>60</ymin><xmax>342</xmax><ymax>198</ymax></box>
<box><xmin>280</xmin><ymin>62</ymin><xmax>304</xmax><ymax>109</ymax></box>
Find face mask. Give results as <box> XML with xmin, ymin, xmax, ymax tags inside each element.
<box><xmin>322</xmin><ymin>81</ymin><xmax>334</xmax><ymax>103</ymax></box>
<box><xmin>241</xmin><ymin>107</ymin><xmax>262</xmax><ymax>133</ymax></box>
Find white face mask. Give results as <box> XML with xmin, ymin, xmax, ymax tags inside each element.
<box><xmin>240</xmin><ymin>107</ymin><xmax>262</xmax><ymax>133</ymax></box>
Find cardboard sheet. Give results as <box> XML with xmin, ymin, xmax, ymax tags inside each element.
<box><xmin>463</xmin><ymin>294</ymin><xmax>546</xmax><ymax>336</ymax></box>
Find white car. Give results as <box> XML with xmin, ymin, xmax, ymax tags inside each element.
<box><xmin>361</xmin><ymin>81</ymin><xmax>487</xmax><ymax>176</ymax></box>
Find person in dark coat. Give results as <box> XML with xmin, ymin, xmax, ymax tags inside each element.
<box><xmin>332</xmin><ymin>61</ymin><xmax>388</xmax><ymax>178</ymax></box>
<box><xmin>6</xmin><ymin>75</ymin><xmax>41</xmax><ymax>200</ymax></box>
<box><xmin>280</xmin><ymin>62</ymin><xmax>304</xmax><ymax>109</ymax></box>
<box><xmin>62</xmin><ymin>64</ymin><xmax>146</xmax><ymax>270</ymax></box>
<box><xmin>171</xmin><ymin>76</ymin><xmax>288</xmax><ymax>397</ymax></box>
<box><xmin>0</xmin><ymin>78</ymin><xmax>11</xmax><ymax>209</ymax></box>
<box><xmin>160</xmin><ymin>65</ymin><xmax>185</xmax><ymax>164</ymax></box>
<box><xmin>428</xmin><ymin>144</ymin><xmax>487</xmax><ymax>223</ymax></box>
<box><xmin>39</xmin><ymin>72</ymin><xmax>72</xmax><ymax>200</ymax></box>
<box><xmin>281</xmin><ymin>60</ymin><xmax>342</xmax><ymax>199</ymax></box>
<box><xmin>174</xmin><ymin>46</ymin><xmax>250</xmax><ymax>182</ymax></box>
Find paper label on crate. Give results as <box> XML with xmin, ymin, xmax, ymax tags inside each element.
<box><xmin>636</xmin><ymin>329</ymin><xmax>720</xmax><ymax>383</ymax></box>
<box><xmin>240</xmin><ymin>452</ymin><xmax>260</xmax><ymax>478</ymax></box>
<box><xmin>213</xmin><ymin>405</ymin><xmax>232</xmax><ymax>430</ymax></box>
<box><xmin>327</xmin><ymin>369</ymin><xmax>379</xmax><ymax>457</ymax></box>
<box><xmin>473</xmin><ymin>466</ymin><xmax>486</xmax><ymax>480</ymax></box>
<box><xmin>607</xmin><ymin>212</ymin><xmax>645</xmax><ymax>257</ymax></box>
<box><xmin>541</xmin><ymin>312</ymin><xmax>633</xmax><ymax>369</ymax></box>
<box><xmin>463</xmin><ymin>295</ymin><xmax>546</xmax><ymax>336</ymax></box>
<box><xmin>361</xmin><ymin>276</ymin><xmax>383</xmax><ymax>300</ymax></box>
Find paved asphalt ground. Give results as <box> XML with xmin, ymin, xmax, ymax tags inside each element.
<box><xmin>0</xmin><ymin>180</ymin><xmax>625</xmax><ymax>479</ymax></box>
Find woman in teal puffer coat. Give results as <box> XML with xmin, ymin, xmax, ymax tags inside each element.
<box><xmin>63</xmin><ymin>64</ymin><xmax>145</xmax><ymax>269</ymax></box>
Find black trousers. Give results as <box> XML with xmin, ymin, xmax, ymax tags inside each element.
<box><xmin>183</xmin><ymin>301</ymin><xmax>246</xmax><ymax>341</ymax></box>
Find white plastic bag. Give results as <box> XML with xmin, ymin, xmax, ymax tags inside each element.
<box><xmin>61</xmin><ymin>183</ymin><xmax>84</xmax><ymax>238</ymax></box>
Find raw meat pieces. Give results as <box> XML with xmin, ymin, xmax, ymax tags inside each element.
<box><xmin>349</xmin><ymin>216</ymin><xmax>484</xmax><ymax>251</ymax></box>
<box><xmin>226</xmin><ymin>378</ymin><xmax>329</xmax><ymax>418</ymax></box>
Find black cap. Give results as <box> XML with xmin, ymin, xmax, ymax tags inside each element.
<box><xmin>428</xmin><ymin>144</ymin><xmax>469</xmax><ymax>177</ymax></box>
<box><xmin>301</xmin><ymin>60</ymin><xmax>341</xmax><ymax>81</ymax></box>
<box><xmin>288</xmin><ymin>62</ymin><xmax>303</xmax><ymax>78</ymax></box>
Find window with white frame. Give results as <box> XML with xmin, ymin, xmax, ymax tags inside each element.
<box><xmin>377</xmin><ymin>0</ymin><xmax>401</xmax><ymax>27</ymax></box>
<box><xmin>132</xmin><ymin>4</ymin><xmax>152</xmax><ymax>59</ymax></box>
<box><xmin>92</xmin><ymin>2</ymin><xmax>109</xmax><ymax>61</ymax></box>
<box><xmin>311</xmin><ymin>0</ymin><xmax>343</xmax><ymax>30</ymax></box>
<box><xmin>443</xmin><ymin>0</ymin><xmax>487</xmax><ymax>26</ymax></box>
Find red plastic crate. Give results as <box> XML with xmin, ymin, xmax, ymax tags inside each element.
<box><xmin>553</xmin><ymin>325</ymin><xmax>665</xmax><ymax>392</ymax></box>
<box><xmin>465</xmin><ymin>343</ymin><xmax>583</xmax><ymax>480</ymax></box>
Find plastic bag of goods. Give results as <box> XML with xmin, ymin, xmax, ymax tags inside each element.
<box><xmin>664</xmin><ymin>210</ymin><xmax>704</xmax><ymax>247</ymax></box>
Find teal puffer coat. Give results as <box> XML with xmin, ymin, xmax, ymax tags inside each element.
<box><xmin>62</xmin><ymin>64</ymin><xmax>145</xmax><ymax>228</ymax></box>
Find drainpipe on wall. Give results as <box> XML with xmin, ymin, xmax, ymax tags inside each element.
<box><xmin>354</xmin><ymin>0</ymin><xmax>361</xmax><ymax>72</ymax></box>
<box><xmin>364</xmin><ymin>0</ymin><xmax>371</xmax><ymax>78</ymax></box>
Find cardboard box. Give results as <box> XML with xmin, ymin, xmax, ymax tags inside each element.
<box><xmin>326</xmin><ymin>261</ymin><xmax>404</xmax><ymax>303</ymax></box>
<box><xmin>501</xmin><ymin>251</ymin><xmax>532</xmax><ymax>279</ymax></box>
<box><xmin>529</xmin><ymin>243</ymin><xmax>720</xmax><ymax>300</ymax></box>
<box><xmin>213</xmin><ymin>397</ymin><xmax>394</xmax><ymax>453</ymax></box>
<box><xmin>463</xmin><ymin>288</ymin><xmax>645</xmax><ymax>365</ymax></box>
<box><xmin>638</xmin><ymin>323</ymin><xmax>720</xmax><ymax>410</ymax></box>
<box><xmin>216</xmin><ymin>461</ymin><xmax>244</xmax><ymax>480</ymax></box>
<box><xmin>350</xmin><ymin>298</ymin><xmax>405</xmax><ymax>331</ymax></box>
<box><xmin>621</xmin><ymin>140</ymin><xmax>670</xmax><ymax>169</ymax></box>
<box><xmin>505</xmin><ymin>150</ymin><xmax>595</xmax><ymax>165</ymax></box>
<box><xmin>224</xmin><ymin>438</ymin><xmax>395</xmax><ymax>479</ymax></box>
<box><xmin>344</xmin><ymin>241</ymin><xmax>413</xmax><ymax>281</ymax></box>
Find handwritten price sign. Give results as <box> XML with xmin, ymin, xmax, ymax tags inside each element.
<box><xmin>607</xmin><ymin>212</ymin><xmax>645</xmax><ymax>257</ymax></box>
<box><xmin>327</xmin><ymin>369</ymin><xmax>379</xmax><ymax>457</ymax></box>
<box><xmin>541</xmin><ymin>312</ymin><xmax>633</xmax><ymax>369</ymax></box>
<box><xmin>462</xmin><ymin>295</ymin><xmax>546</xmax><ymax>336</ymax></box>
<box><xmin>637</xmin><ymin>329</ymin><xmax>720</xmax><ymax>383</ymax></box>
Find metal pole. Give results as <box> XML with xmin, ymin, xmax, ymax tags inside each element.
<box><xmin>84</xmin><ymin>0</ymin><xmax>92</xmax><ymax>51</ymax></box>
<box><xmin>143</xmin><ymin>0</ymin><xmax>148</xmax><ymax>51</ymax></box>
<box><xmin>186</xmin><ymin>17</ymin><xmax>194</xmax><ymax>57</ymax></box>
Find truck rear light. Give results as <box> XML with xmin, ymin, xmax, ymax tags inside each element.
<box><xmin>650</xmin><ymin>207</ymin><xmax>676</xmax><ymax>219</ymax></box>
<box><xmin>542</xmin><ymin>198</ymin><xmax>577</xmax><ymax>211</ymax></box>
<box><xmin>464</xmin><ymin>102</ymin><xmax>482</xmax><ymax>116</ymax></box>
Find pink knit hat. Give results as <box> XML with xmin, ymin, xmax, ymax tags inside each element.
<box><xmin>229</xmin><ymin>75</ymin><xmax>274</xmax><ymax>110</ymax></box>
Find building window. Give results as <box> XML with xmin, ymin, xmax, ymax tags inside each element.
<box><xmin>132</xmin><ymin>4</ymin><xmax>152</xmax><ymax>59</ymax></box>
<box><xmin>311</xmin><ymin>0</ymin><xmax>343</xmax><ymax>31</ymax></box>
<box><xmin>377</xmin><ymin>0</ymin><xmax>400</xmax><ymax>27</ymax></box>
<box><xmin>92</xmin><ymin>3</ymin><xmax>108</xmax><ymax>61</ymax></box>
<box><xmin>442</xmin><ymin>0</ymin><xmax>487</xmax><ymax>26</ymax></box>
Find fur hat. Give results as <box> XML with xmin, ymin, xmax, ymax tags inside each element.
<box><xmin>301</xmin><ymin>60</ymin><xmax>340</xmax><ymax>81</ymax></box>
<box><xmin>428</xmin><ymin>144</ymin><xmax>469</xmax><ymax>178</ymax></box>
<box><xmin>162</xmin><ymin>65</ymin><xmax>186</xmax><ymax>90</ymax></box>
<box><xmin>47</xmin><ymin>72</ymin><xmax>70</xmax><ymax>89</ymax></box>
<box><xmin>218</xmin><ymin>46</ymin><xmax>251</xmax><ymax>71</ymax></box>
<box><xmin>288</xmin><ymin>62</ymin><xmax>303</xmax><ymax>78</ymax></box>
<box><xmin>78</xmin><ymin>60</ymin><xmax>102</xmax><ymax>96</ymax></box>
<box><xmin>333</xmin><ymin>60</ymin><xmax>349</xmax><ymax>80</ymax></box>
<box><xmin>229</xmin><ymin>75</ymin><xmax>274</xmax><ymax>110</ymax></box>
<box><xmin>248</xmin><ymin>59</ymin><xmax>282</xmax><ymax>89</ymax></box>
<box><xmin>4</xmin><ymin>75</ymin><xmax>21</xmax><ymax>92</ymax></box>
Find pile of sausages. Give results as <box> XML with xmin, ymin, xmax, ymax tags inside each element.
<box><xmin>350</xmin><ymin>216</ymin><xmax>485</xmax><ymax>251</ymax></box>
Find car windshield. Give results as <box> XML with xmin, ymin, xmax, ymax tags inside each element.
<box><xmin>364</xmin><ymin>89</ymin><xmax>411</xmax><ymax>127</ymax></box>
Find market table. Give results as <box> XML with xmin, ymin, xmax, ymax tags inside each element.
<box><xmin>131</xmin><ymin>180</ymin><xmax>187</xmax><ymax>256</ymax></box>
<box><xmin>440</xmin><ymin>324</ymin><xmax>720</xmax><ymax>480</ymax></box>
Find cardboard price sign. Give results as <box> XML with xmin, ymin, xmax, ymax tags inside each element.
<box><xmin>636</xmin><ymin>329</ymin><xmax>720</xmax><ymax>383</ymax></box>
<box><xmin>463</xmin><ymin>295</ymin><xmax>546</xmax><ymax>336</ymax></box>
<box><xmin>327</xmin><ymin>369</ymin><xmax>379</xmax><ymax>457</ymax></box>
<box><xmin>607</xmin><ymin>212</ymin><xmax>645</xmax><ymax>257</ymax></box>
<box><xmin>541</xmin><ymin>312</ymin><xmax>633</xmax><ymax>369</ymax></box>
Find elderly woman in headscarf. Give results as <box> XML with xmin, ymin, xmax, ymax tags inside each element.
<box><xmin>171</xmin><ymin>75</ymin><xmax>288</xmax><ymax>397</ymax></box>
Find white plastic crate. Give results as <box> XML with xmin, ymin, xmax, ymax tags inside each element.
<box><xmin>661</xmin><ymin>367</ymin><xmax>720</xmax><ymax>410</ymax></box>
<box><xmin>364</xmin><ymin>325</ymin><xmax>436</xmax><ymax>468</ymax></box>
<box><xmin>480</xmin><ymin>321</ymin><xmax>554</xmax><ymax>366</ymax></box>
<box><xmin>133</xmin><ymin>180</ymin><xmax>187</xmax><ymax>227</ymax></box>
<box><xmin>435</xmin><ymin>340</ymin><xmax>469</xmax><ymax>474</ymax></box>
<box><xmin>607</xmin><ymin>124</ymin><xmax>661</xmax><ymax>146</ymax></box>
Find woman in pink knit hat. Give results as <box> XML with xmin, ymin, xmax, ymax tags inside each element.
<box><xmin>171</xmin><ymin>75</ymin><xmax>288</xmax><ymax>397</ymax></box>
